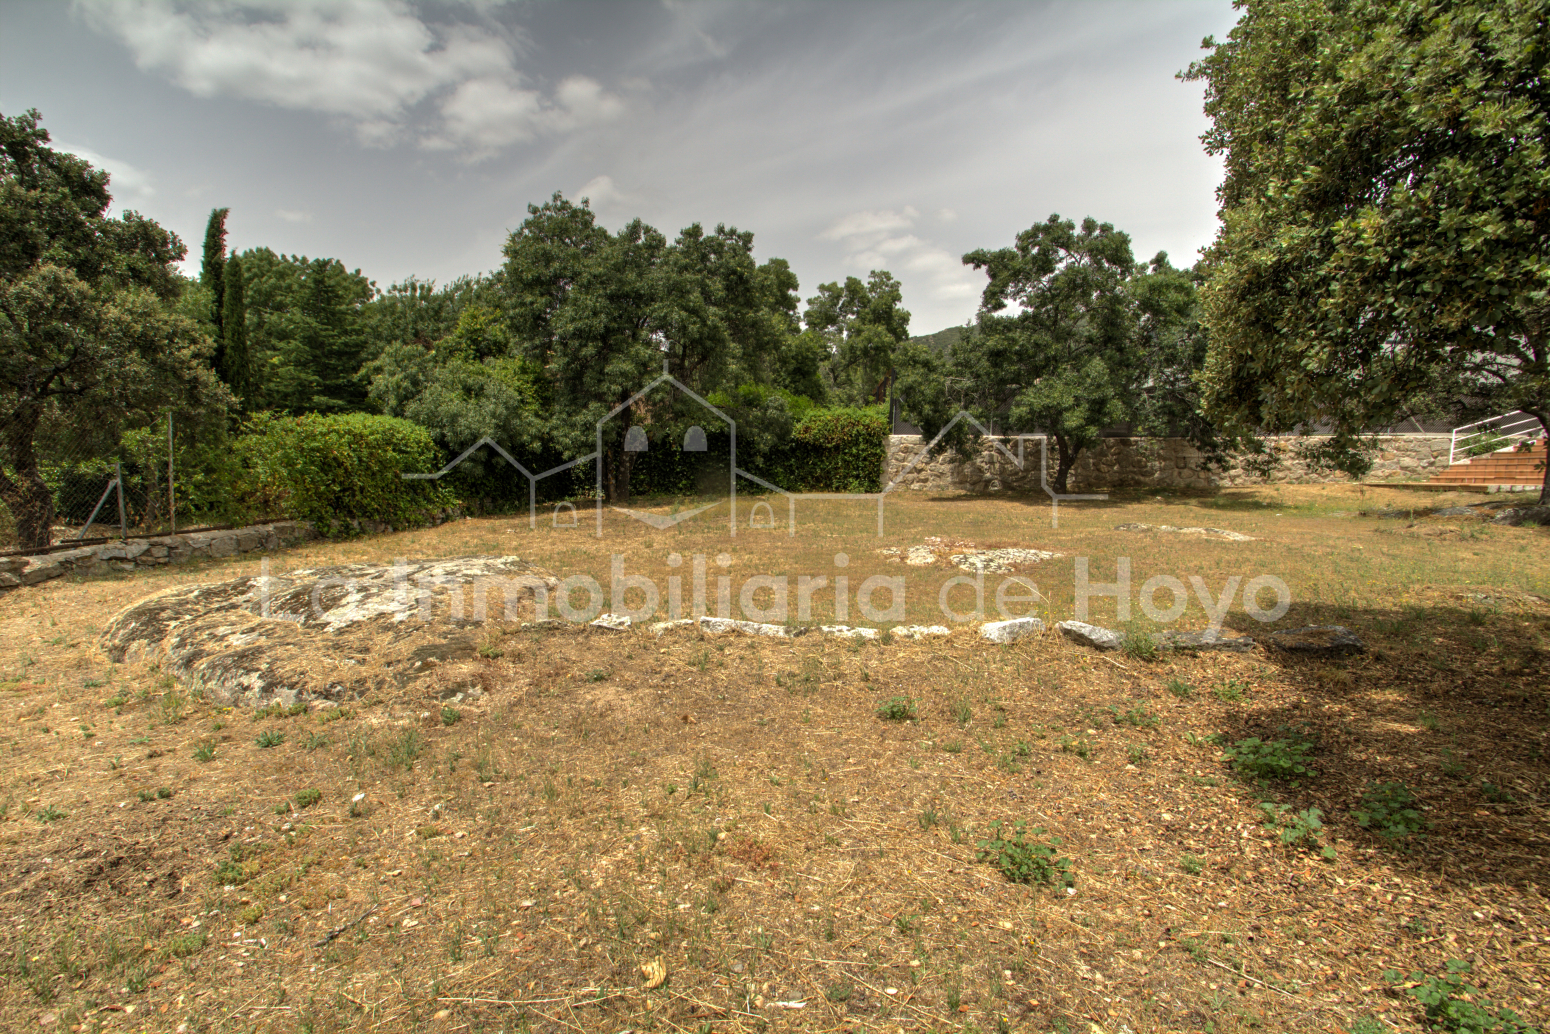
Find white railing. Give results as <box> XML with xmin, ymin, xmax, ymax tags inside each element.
<box><xmin>1449</xmin><ymin>410</ymin><xmax>1543</xmax><ymax>465</ymax></box>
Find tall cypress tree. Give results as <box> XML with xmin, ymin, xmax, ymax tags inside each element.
<box><xmin>200</xmin><ymin>208</ymin><xmax>229</xmax><ymax>337</ymax></box>
<box><xmin>219</xmin><ymin>252</ymin><xmax>250</xmax><ymax>401</ymax></box>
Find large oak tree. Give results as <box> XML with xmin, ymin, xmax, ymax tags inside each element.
<box><xmin>0</xmin><ymin>109</ymin><xmax>228</xmax><ymax>548</ymax></box>
<box><xmin>1187</xmin><ymin>0</ymin><xmax>1550</xmax><ymax>502</ymax></box>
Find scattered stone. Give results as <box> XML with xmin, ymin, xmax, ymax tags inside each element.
<box><xmin>891</xmin><ymin>625</ymin><xmax>952</xmax><ymax>639</ymax></box>
<box><xmin>697</xmin><ymin>617</ymin><xmax>803</xmax><ymax>638</ymax></box>
<box><xmin>1430</xmin><ymin>506</ymin><xmax>1480</xmax><ymax>517</ymax></box>
<box><xmin>1057</xmin><ymin>620</ymin><xmax>1124</xmax><ymax>651</ymax></box>
<box><xmin>979</xmin><ymin>617</ymin><xmax>1045</xmax><ymax>643</ymax></box>
<box><xmin>1158</xmin><ymin>629</ymin><xmax>1256</xmax><ymax>653</ymax></box>
<box><xmin>589</xmin><ymin>613</ymin><xmax>632</xmax><ymax>630</ymax></box>
<box><xmin>949</xmin><ymin>548</ymin><xmax>1062</xmax><ymax>573</ymax></box>
<box><xmin>1259</xmin><ymin>625</ymin><xmax>1364</xmax><ymax>657</ymax></box>
<box><xmin>1114</xmin><ymin>523</ymin><xmax>1256</xmax><ymax>541</ymax></box>
<box><xmin>820</xmin><ymin>625</ymin><xmax>878</xmax><ymax>639</ymax></box>
<box><xmin>1491</xmin><ymin>505</ymin><xmax>1550</xmax><ymax>527</ymax></box>
<box><xmin>99</xmin><ymin>556</ymin><xmax>558</xmax><ymax>708</ymax></box>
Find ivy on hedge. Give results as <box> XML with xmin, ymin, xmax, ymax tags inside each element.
<box><xmin>236</xmin><ymin>413</ymin><xmax>457</xmax><ymax>535</ymax></box>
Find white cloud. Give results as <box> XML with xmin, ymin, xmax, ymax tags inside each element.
<box><xmin>75</xmin><ymin>0</ymin><xmax>622</xmax><ymax>155</ymax></box>
<box><xmin>819</xmin><ymin>207</ymin><xmax>917</xmax><ymax>242</ymax></box>
<box><xmin>275</xmin><ymin>208</ymin><xmax>313</xmax><ymax>223</ymax></box>
<box><xmin>575</xmin><ymin>174</ymin><xmax>630</xmax><ymax>209</ymax></box>
<box><xmin>53</xmin><ymin>142</ymin><xmax>153</xmax><ymax>211</ymax></box>
<box><xmin>818</xmin><ymin>206</ymin><xmax>980</xmax><ymax>313</ymax></box>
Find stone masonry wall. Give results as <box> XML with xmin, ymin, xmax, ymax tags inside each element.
<box><xmin>0</xmin><ymin>520</ymin><xmax>317</xmax><ymax>594</ymax></box>
<box><xmin>883</xmin><ymin>434</ymin><xmax>1454</xmax><ymax>494</ymax></box>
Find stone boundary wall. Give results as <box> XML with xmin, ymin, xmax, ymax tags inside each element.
<box><xmin>0</xmin><ymin>520</ymin><xmax>317</xmax><ymax>594</ymax></box>
<box><xmin>883</xmin><ymin>434</ymin><xmax>1454</xmax><ymax>494</ymax></box>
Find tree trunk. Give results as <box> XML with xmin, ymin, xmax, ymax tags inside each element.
<box><xmin>0</xmin><ymin>408</ymin><xmax>55</xmax><ymax>549</ymax></box>
<box><xmin>1052</xmin><ymin>433</ymin><xmax>1080</xmax><ymax>494</ymax></box>
<box><xmin>1534</xmin><ymin>414</ymin><xmax>1549</xmax><ymax>507</ymax></box>
<box><xmin>604</xmin><ymin>442</ymin><xmax>633</xmax><ymax>505</ymax></box>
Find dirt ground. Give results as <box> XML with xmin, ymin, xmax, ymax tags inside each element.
<box><xmin>1</xmin><ymin>485</ymin><xmax>1547</xmax><ymax>1034</ymax></box>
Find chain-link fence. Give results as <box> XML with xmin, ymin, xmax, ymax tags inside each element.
<box><xmin>1</xmin><ymin>410</ymin><xmax>224</xmax><ymax>554</ymax></box>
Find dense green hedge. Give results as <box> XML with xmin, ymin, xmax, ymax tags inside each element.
<box><xmin>236</xmin><ymin>413</ymin><xmax>457</xmax><ymax>535</ymax></box>
<box><xmin>618</xmin><ymin>404</ymin><xmax>889</xmax><ymax>497</ymax></box>
<box><xmin>767</xmin><ymin>406</ymin><xmax>889</xmax><ymax>493</ymax></box>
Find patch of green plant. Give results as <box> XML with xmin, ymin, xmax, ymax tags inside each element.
<box><xmin>1213</xmin><ymin>678</ymin><xmax>1249</xmax><ymax>702</ymax></box>
<box><xmin>1058</xmin><ymin>734</ymin><xmax>1091</xmax><ymax>761</ymax></box>
<box><xmin>1353</xmin><ymin>781</ymin><xmax>1429</xmax><ymax>842</ymax></box>
<box><xmin>975</xmin><ymin>819</ymin><xmax>1072</xmax><ymax>888</ymax></box>
<box><xmin>1223</xmin><ymin>729</ymin><xmax>1317</xmax><ymax>786</ymax></box>
<box><xmin>1258</xmin><ymin>803</ymin><xmax>1336</xmax><ymax>861</ymax></box>
<box><xmin>1126</xmin><ymin>744</ymin><xmax>1148</xmax><ymax>766</ymax></box>
<box><xmin>193</xmin><ymin>741</ymin><xmax>216</xmax><ymax>763</ymax></box>
<box><xmin>441</xmin><ymin>705</ymin><xmax>461</xmax><ymax>726</ymax></box>
<box><xmin>586</xmin><ymin>668</ymin><xmax>610</xmax><ymax>682</ymax></box>
<box><xmin>1479</xmin><ymin>781</ymin><xmax>1516</xmax><ymax>804</ymax></box>
<box><xmin>918</xmin><ymin>808</ymin><xmax>939</xmax><ymax>830</ymax></box>
<box><xmin>1109</xmin><ymin>703</ymin><xmax>1159</xmax><ymax>729</ymax></box>
<box><xmin>387</xmin><ymin>728</ymin><xmax>424</xmax><ymax>771</ymax></box>
<box><xmin>825</xmin><ymin>982</ymin><xmax>853</xmax><ymax>1003</ymax></box>
<box><xmin>104</xmin><ymin>694</ymin><xmax>128</xmax><ymax>710</ymax></box>
<box><xmin>1179</xmin><ymin>854</ymin><xmax>1204</xmax><ymax>875</ymax></box>
<box><xmin>1164</xmin><ymin>678</ymin><xmax>1192</xmax><ymax>697</ymax></box>
<box><xmin>33</xmin><ymin>804</ymin><xmax>66</xmax><ymax>822</ymax></box>
<box><xmin>316</xmin><ymin>707</ymin><xmax>352</xmax><ymax>724</ymax></box>
<box><xmin>256</xmin><ymin>729</ymin><xmax>285</xmax><ymax>749</ymax></box>
<box><xmin>162</xmin><ymin>931</ymin><xmax>208</xmax><ymax>959</ymax></box>
<box><xmin>293</xmin><ymin>788</ymin><xmax>322</xmax><ymax>809</ymax></box>
<box><xmin>875</xmin><ymin>696</ymin><xmax>917</xmax><ymax>722</ymax></box>
<box><xmin>303</xmin><ymin>732</ymin><xmax>329</xmax><ymax>751</ymax></box>
<box><xmin>942</xmin><ymin>739</ymin><xmax>963</xmax><ymax>754</ymax></box>
<box><xmin>951</xmin><ymin>699</ymin><xmax>972</xmax><ymax>725</ymax></box>
<box><xmin>1383</xmin><ymin>959</ymin><xmax>1539</xmax><ymax>1033</ymax></box>
<box><xmin>1121</xmin><ymin>624</ymin><xmax>1158</xmax><ymax>661</ymax></box>
<box><xmin>1441</xmin><ymin>749</ymin><xmax>1468</xmax><ymax>779</ymax></box>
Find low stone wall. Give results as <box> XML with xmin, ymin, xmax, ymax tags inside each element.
<box><xmin>883</xmin><ymin>434</ymin><xmax>1454</xmax><ymax>494</ymax></box>
<box><xmin>0</xmin><ymin>521</ymin><xmax>317</xmax><ymax>593</ymax></box>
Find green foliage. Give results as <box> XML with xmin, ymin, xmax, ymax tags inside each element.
<box><xmin>1213</xmin><ymin>678</ymin><xmax>1249</xmax><ymax>702</ymax></box>
<box><xmin>1187</xmin><ymin>0</ymin><xmax>1550</xmax><ymax>502</ymax></box>
<box><xmin>0</xmin><ymin>109</ymin><xmax>234</xmax><ymax>547</ymax></box>
<box><xmin>975</xmin><ymin>820</ymin><xmax>1072</xmax><ymax>888</ymax></box>
<box><xmin>233</xmin><ymin>412</ymin><xmax>456</xmax><ymax>533</ymax></box>
<box><xmin>802</xmin><ymin>270</ymin><xmax>911</xmax><ymax>407</ymax></box>
<box><xmin>1383</xmin><ymin>959</ymin><xmax>1539</xmax><ymax>1034</ymax></box>
<box><xmin>1109</xmin><ymin>702</ymin><xmax>1159</xmax><ymax>729</ymax></box>
<box><xmin>1353</xmin><ymin>781</ymin><xmax>1430</xmax><ymax>842</ymax></box>
<box><xmin>292</xmin><ymin>788</ymin><xmax>322</xmax><ymax>809</ymax></box>
<box><xmin>1258</xmin><ymin>803</ymin><xmax>1336</xmax><ymax>861</ymax></box>
<box><xmin>255</xmin><ymin>729</ymin><xmax>284</xmax><ymax>749</ymax></box>
<box><xmin>874</xmin><ymin>696</ymin><xmax>917</xmax><ymax>722</ymax></box>
<box><xmin>1165</xmin><ymin>678</ymin><xmax>1192</xmax><ymax>698</ymax></box>
<box><xmin>899</xmin><ymin>217</ymin><xmax>1212</xmax><ymax>493</ymax></box>
<box><xmin>1179</xmin><ymin>854</ymin><xmax>1204</xmax><ymax>875</ymax></box>
<box><xmin>192</xmin><ymin>741</ymin><xmax>216</xmax><ymax>763</ymax></box>
<box><xmin>440</xmin><ymin>706</ymin><xmax>461</xmax><ymax>727</ymax></box>
<box><xmin>1223</xmin><ymin>730</ymin><xmax>1318</xmax><ymax>785</ymax></box>
<box><xmin>1120</xmin><ymin>625</ymin><xmax>1159</xmax><ymax>661</ymax></box>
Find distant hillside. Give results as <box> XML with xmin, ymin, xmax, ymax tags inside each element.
<box><xmin>907</xmin><ymin>324</ymin><xmax>972</xmax><ymax>353</ymax></box>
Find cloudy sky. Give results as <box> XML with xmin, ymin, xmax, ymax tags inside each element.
<box><xmin>1</xmin><ymin>0</ymin><xmax>1238</xmax><ymax>335</ymax></box>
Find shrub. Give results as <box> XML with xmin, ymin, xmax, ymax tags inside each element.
<box><xmin>975</xmin><ymin>820</ymin><xmax>1072</xmax><ymax>888</ymax></box>
<box><xmin>1259</xmin><ymin>803</ymin><xmax>1336</xmax><ymax>861</ymax></box>
<box><xmin>874</xmin><ymin>696</ymin><xmax>917</xmax><ymax>722</ymax></box>
<box><xmin>234</xmin><ymin>412</ymin><xmax>457</xmax><ymax>535</ymax></box>
<box><xmin>1223</xmin><ymin>729</ymin><xmax>1318</xmax><ymax>786</ymax></box>
<box><xmin>1353</xmin><ymin>781</ymin><xmax>1429</xmax><ymax>842</ymax></box>
<box><xmin>1383</xmin><ymin>959</ymin><xmax>1538</xmax><ymax>1033</ymax></box>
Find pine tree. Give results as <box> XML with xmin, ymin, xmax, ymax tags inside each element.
<box><xmin>200</xmin><ymin>208</ymin><xmax>229</xmax><ymax>340</ymax></box>
<box><xmin>219</xmin><ymin>252</ymin><xmax>249</xmax><ymax>401</ymax></box>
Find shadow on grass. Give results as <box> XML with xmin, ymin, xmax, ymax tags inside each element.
<box><xmin>1201</xmin><ymin>591</ymin><xmax>1550</xmax><ymax>891</ymax></box>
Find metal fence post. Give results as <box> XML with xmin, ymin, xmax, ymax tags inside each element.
<box><xmin>115</xmin><ymin>460</ymin><xmax>126</xmax><ymax>540</ymax></box>
<box><xmin>168</xmin><ymin>412</ymin><xmax>176</xmax><ymax>535</ymax></box>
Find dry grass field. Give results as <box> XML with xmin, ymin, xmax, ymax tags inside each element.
<box><xmin>0</xmin><ymin>484</ymin><xmax>1547</xmax><ymax>1034</ymax></box>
